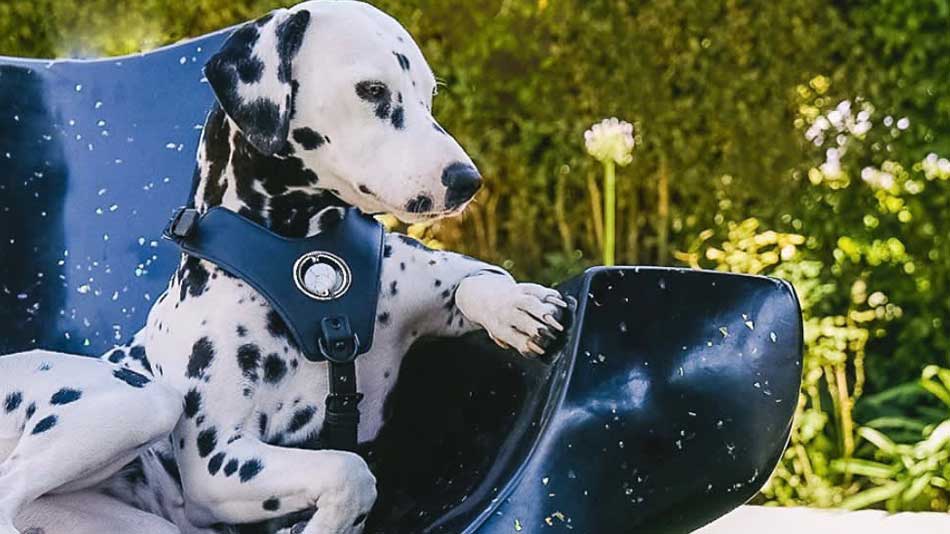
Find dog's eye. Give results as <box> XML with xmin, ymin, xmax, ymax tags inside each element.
<box><xmin>355</xmin><ymin>81</ymin><xmax>389</xmax><ymax>101</ymax></box>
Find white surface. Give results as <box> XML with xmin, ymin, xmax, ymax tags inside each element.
<box><xmin>697</xmin><ymin>506</ymin><xmax>950</xmax><ymax>533</ymax></box>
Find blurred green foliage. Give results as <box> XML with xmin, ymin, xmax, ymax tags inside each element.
<box><xmin>1</xmin><ymin>0</ymin><xmax>949</xmax><ymax>513</ymax></box>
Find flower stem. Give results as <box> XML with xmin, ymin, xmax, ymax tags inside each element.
<box><xmin>604</xmin><ymin>160</ymin><xmax>616</xmax><ymax>266</ymax></box>
<box><xmin>657</xmin><ymin>154</ymin><xmax>670</xmax><ymax>265</ymax></box>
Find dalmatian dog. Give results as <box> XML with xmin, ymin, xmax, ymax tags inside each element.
<box><xmin>0</xmin><ymin>2</ymin><xmax>569</xmax><ymax>533</ymax></box>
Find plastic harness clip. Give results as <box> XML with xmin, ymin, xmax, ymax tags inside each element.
<box><xmin>163</xmin><ymin>207</ymin><xmax>200</xmax><ymax>241</ymax></box>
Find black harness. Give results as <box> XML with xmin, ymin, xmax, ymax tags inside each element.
<box><xmin>163</xmin><ymin>206</ymin><xmax>384</xmax><ymax>452</ymax></box>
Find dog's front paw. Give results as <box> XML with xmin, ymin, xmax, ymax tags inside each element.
<box><xmin>457</xmin><ymin>275</ymin><xmax>571</xmax><ymax>357</ymax></box>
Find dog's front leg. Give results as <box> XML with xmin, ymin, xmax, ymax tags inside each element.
<box><xmin>454</xmin><ymin>272</ymin><xmax>569</xmax><ymax>356</ymax></box>
<box><xmin>178</xmin><ymin>432</ymin><xmax>376</xmax><ymax>533</ymax></box>
<box><xmin>385</xmin><ymin>235</ymin><xmax>569</xmax><ymax>357</ymax></box>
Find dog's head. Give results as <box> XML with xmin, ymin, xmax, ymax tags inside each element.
<box><xmin>204</xmin><ymin>0</ymin><xmax>480</xmax><ymax>224</ymax></box>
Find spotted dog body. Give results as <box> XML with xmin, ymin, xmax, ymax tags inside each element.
<box><xmin>0</xmin><ymin>2</ymin><xmax>567</xmax><ymax>534</ymax></box>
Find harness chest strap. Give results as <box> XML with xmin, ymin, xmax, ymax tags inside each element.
<box><xmin>164</xmin><ymin>206</ymin><xmax>384</xmax><ymax>452</ymax></box>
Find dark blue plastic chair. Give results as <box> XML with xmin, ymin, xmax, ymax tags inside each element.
<box><xmin>0</xmin><ymin>29</ymin><xmax>802</xmax><ymax>534</ymax></box>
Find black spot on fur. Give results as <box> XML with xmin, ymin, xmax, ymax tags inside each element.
<box><xmin>237</xmin><ymin>99</ymin><xmax>286</xmax><ymax>154</ymax></box>
<box><xmin>378</xmin><ymin>312</ymin><xmax>390</xmax><ymax>325</ymax></box>
<box><xmin>406</xmin><ymin>195</ymin><xmax>433</xmax><ymax>213</ymax></box>
<box><xmin>25</xmin><ymin>402</ymin><xmax>35</xmax><ymax>419</ymax></box>
<box><xmin>396</xmin><ymin>233</ymin><xmax>433</xmax><ymax>251</ymax></box>
<box><xmin>187</xmin><ymin>337</ymin><xmax>215</xmax><ymax>379</ymax></box>
<box><xmin>197</xmin><ymin>427</ymin><xmax>218</xmax><ymax>458</ymax></box>
<box><xmin>237</xmin><ymin>57</ymin><xmax>265</xmax><ymax>84</ymax></box>
<box><xmin>208</xmin><ymin>452</ymin><xmax>226</xmax><ymax>475</ymax></box>
<box><xmin>239</xmin><ymin>459</ymin><xmax>264</xmax><ymax>482</ymax></box>
<box><xmin>358</xmin><ymin>185</ymin><xmax>374</xmax><ymax>196</ymax></box>
<box><xmin>179</xmin><ymin>257</ymin><xmax>211</xmax><ymax>301</ymax></box>
<box><xmin>393</xmin><ymin>52</ymin><xmax>411</xmax><ymax>71</ymax></box>
<box><xmin>4</xmin><ymin>392</ymin><xmax>22</xmax><ymax>412</ymax></box>
<box><xmin>107</xmin><ymin>348</ymin><xmax>126</xmax><ymax>364</ymax></box>
<box><xmin>276</xmin><ymin>10</ymin><xmax>311</xmax><ymax>83</ymax></box>
<box><xmin>267</xmin><ymin>310</ymin><xmax>291</xmax><ymax>341</ymax></box>
<box><xmin>236</xmin><ymin>325</ymin><xmax>248</xmax><ymax>337</ymax></box>
<box><xmin>258</xmin><ymin>413</ymin><xmax>269</xmax><ymax>437</ymax></box>
<box><xmin>49</xmin><ymin>388</ymin><xmax>82</xmax><ymax>405</ymax></box>
<box><xmin>113</xmin><ymin>367</ymin><xmax>150</xmax><ymax>388</ymax></box>
<box><xmin>184</xmin><ymin>389</ymin><xmax>202</xmax><ymax>419</ymax></box>
<box><xmin>389</xmin><ymin>280</ymin><xmax>399</xmax><ymax>296</ymax></box>
<box><xmin>201</xmin><ymin>107</ymin><xmax>232</xmax><ymax>207</ymax></box>
<box><xmin>383</xmin><ymin>245</ymin><xmax>393</xmax><ymax>258</ymax></box>
<box><xmin>38</xmin><ymin>362</ymin><xmax>51</xmax><ymax>371</ymax></box>
<box><xmin>268</xmin><ymin>190</ymin><xmax>340</xmax><ymax>238</ymax></box>
<box><xmin>286</xmin><ymin>406</ymin><xmax>316</xmax><ymax>434</ymax></box>
<box><xmin>292</xmin><ymin>127</ymin><xmax>326</xmax><ymax>150</ymax></box>
<box><xmin>391</xmin><ymin>106</ymin><xmax>405</xmax><ymax>129</ymax></box>
<box><xmin>31</xmin><ymin>415</ymin><xmax>57</xmax><ymax>435</ymax></box>
<box><xmin>237</xmin><ymin>344</ymin><xmax>262</xmax><ymax>382</ymax></box>
<box><xmin>263</xmin><ymin>497</ymin><xmax>281</xmax><ymax>511</ymax></box>
<box><xmin>224</xmin><ymin>458</ymin><xmax>240</xmax><ymax>477</ymax></box>
<box><xmin>129</xmin><ymin>345</ymin><xmax>151</xmax><ymax>373</ymax></box>
<box><xmin>288</xmin><ymin>79</ymin><xmax>301</xmax><ymax>120</ymax></box>
<box><xmin>263</xmin><ymin>354</ymin><xmax>287</xmax><ymax>384</ymax></box>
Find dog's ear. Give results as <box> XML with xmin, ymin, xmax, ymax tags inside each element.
<box><xmin>204</xmin><ymin>8</ymin><xmax>311</xmax><ymax>155</ymax></box>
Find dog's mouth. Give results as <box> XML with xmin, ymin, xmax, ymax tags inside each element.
<box><xmin>356</xmin><ymin>190</ymin><xmax>468</xmax><ymax>224</ymax></box>
<box><xmin>390</xmin><ymin>209</ymin><xmax>457</xmax><ymax>225</ymax></box>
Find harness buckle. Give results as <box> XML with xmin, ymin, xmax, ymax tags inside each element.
<box><xmin>162</xmin><ymin>207</ymin><xmax>200</xmax><ymax>241</ymax></box>
<box><xmin>318</xmin><ymin>316</ymin><xmax>360</xmax><ymax>363</ymax></box>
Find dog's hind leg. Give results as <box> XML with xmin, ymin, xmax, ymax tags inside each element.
<box><xmin>15</xmin><ymin>490</ymin><xmax>181</xmax><ymax>534</ymax></box>
<box><xmin>0</xmin><ymin>350</ymin><xmax>182</xmax><ymax>534</ymax></box>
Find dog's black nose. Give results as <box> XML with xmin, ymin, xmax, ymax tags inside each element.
<box><xmin>442</xmin><ymin>162</ymin><xmax>482</xmax><ymax>209</ymax></box>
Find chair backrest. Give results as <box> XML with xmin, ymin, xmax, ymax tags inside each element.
<box><xmin>0</xmin><ymin>31</ymin><xmax>228</xmax><ymax>355</ymax></box>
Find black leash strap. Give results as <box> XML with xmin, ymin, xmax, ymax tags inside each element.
<box><xmin>320</xmin><ymin>316</ymin><xmax>363</xmax><ymax>452</ymax></box>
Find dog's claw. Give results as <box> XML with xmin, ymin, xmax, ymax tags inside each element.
<box><xmin>527</xmin><ymin>340</ymin><xmax>546</xmax><ymax>356</ymax></box>
<box><xmin>537</xmin><ymin>328</ymin><xmax>557</xmax><ymax>343</ymax></box>
<box><xmin>489</xmin><ymin>332</ymin><xmax>510</xmax><ymax>350</ymax></box>
<box><xmin>543</xmin><ymin>314</ymin><xmax>565</xmax><ymax>331</ymax></box>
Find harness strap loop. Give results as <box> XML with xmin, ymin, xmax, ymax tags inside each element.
<box><xmin>163</xmin><ymin>207</ymin><xmax>200</xmax><ymax>241</ymax></box>
<box><xmin>321</xmin><ymin>315</ymin><xmax>363</xmax><ymax>451</ymax></box>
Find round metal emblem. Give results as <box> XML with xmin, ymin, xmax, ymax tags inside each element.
<box><xmin>293</xmin><ymin>251</ymin><xmax>352</xmax><ymax>301</ymax></box>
